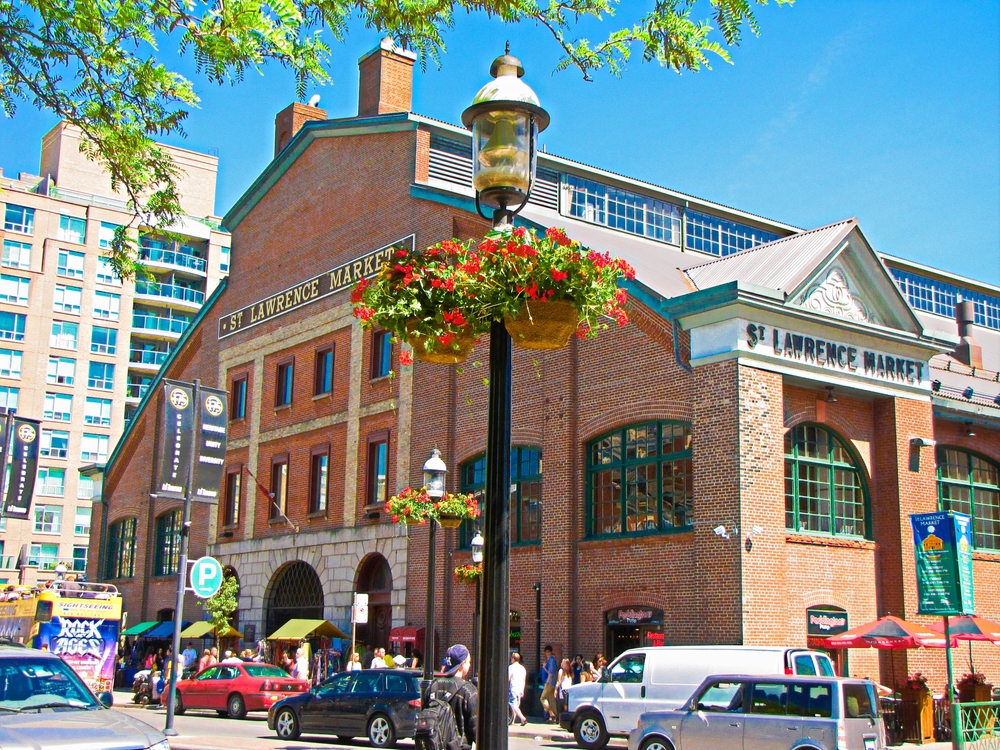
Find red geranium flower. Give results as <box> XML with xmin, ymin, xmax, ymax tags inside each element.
<box><xmin>399</xmin><ymin>350</ymin><xmax>413</xmax><ymax>367</ymax></box>
<box><xmin>551</xmin><ymin>268</ymin><xmax>569</xmax><ymax>282</ymax></box>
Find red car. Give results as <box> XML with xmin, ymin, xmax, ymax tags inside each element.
<box><xmin>163</xmin><ymin>662</ymin><xmax>309</xmax><ymax>719</ymax></box>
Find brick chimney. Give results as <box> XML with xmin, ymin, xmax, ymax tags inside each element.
<box><xmin>358</xmin><ymin>37</ymin><xmax>417</xmax><ymax>117</ymax></box>
<box><xmin>274</xmin><ymin>100</ymin><xmax>328</xmax><ymax>158</ymax></box>
<box><xmin>954</xmin><ymin>299</ymin><xmax>983</xmax><ymax>369</ymax></box>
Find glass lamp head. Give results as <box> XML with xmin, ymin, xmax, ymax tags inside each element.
<box><xmin>470</xmin><ymin>530</ymin><xmax>485</xmax><ymax>563</ymax></box>
<box><xmin>423</xmin><ymin>448</ymin><xmax>447</xmax><ymax>499</ymax></box>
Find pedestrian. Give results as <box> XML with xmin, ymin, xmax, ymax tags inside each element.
<box><xmin>592</xmin><ymin>654</ymin><xmax>607</xmax><ymax>681</ymax></box>
<box><xmin>198</xmin><ymin>649</ymin><xmax>212</xmax><ymax>672</ymax></box>
<box><xmin>293</xmin><ymin>647</ymin><xmax>309</xmax><ymax>680</ymax></box>
<box><xmin>209</xmin><ymin>647</ymin><xmax>219</xmax><ymax>666</ymax></box>
<box><xmin>361</xmin><ymin>644</ymin><xmax>375</xmax><ymax>669</ymax></box>
<box><xmin>572</xmin><ymin>654</ymin><xmax>584</xmax><ymax>684</ymax></box>
<box><xmin>556</xmin><ymin>658</ymin><xmax>573</xmax><ymax>719</ymax></box>
<box><xmin>182</xmin><ymin>642</ymin><xmax>198</xmax><ymax>670</ymax></box>
<box><xmin>346</xmin><ymin>652</ymin><xmax>362</xmax><ymax>671</ymax></box>
<box><xmin>221</xmin><ymin>650</ymin><xmax>242</xmax><ymax>664</ymax></box>
<box><xmin>441</xmin><ymin>645</ymin><xmax>478</xmax><ymax>750</ymax></box>
<box><xmin>540</xmin><ymin>645</ymin><xmax>558</xmax><ymax>723</ymax></box>
<box><xmin>580</xmin><ymin>661</ymin><xmax>595</xmax><ymax>683</ymax></box>
<box><xmin>410</xmin><ymin>648</ymin><xmax>422</xmax><ymax>670</ymax></box>
<box><xmin>371</xmin><ymin>647</ymin><xmax>387</xmax><ymax>669</ymax></box>
<box><xmin>508</xmin><ymin>652</ymin><xmax>527</xmax><ymax>726</ymax></box>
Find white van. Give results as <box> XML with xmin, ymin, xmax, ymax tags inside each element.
<box><xmin>560</xmin><ymin>646</ymin><xmax>836</xmax><ymax>750</ymax></box>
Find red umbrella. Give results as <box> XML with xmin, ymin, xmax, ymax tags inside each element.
<box><xmin>824</xmin><ymin>615</ymin><xmax>955</xmax><ymax>650</ymax></box>
<box><xmin>928</xmin><ymin>615</ymin><xmax>1000</xmax><ymax>672</ymax></box>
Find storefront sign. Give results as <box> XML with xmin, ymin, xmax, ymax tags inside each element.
<box><xmin>3</xmin><ymin>417</ymin><xmax>41</xmax><ymax>519</ymax></box>
<box><xmin>218</xmin><ymin>235</ymin><xmax>414</xmax><ymax>338</ymax></box>
<box><xmin>807</xmin><ymin>606</ymin><xmax>849</xmax><ymax>636</ymax></box>
<box><xmin>745</xmin><ymin>323</ymin><xmax>925</xmax><ymax>385</ymax></box>
<box><xmin>911</xmin><ymin>511</ymin><xmax>975</xmax><ymax>615</ymax></box>
<box><xmin>157</xmin><ymin>381</ymin><xmax>195</xmax><ymax>499</ymax></box>
<box><xmin>192</xmin><ymin>387</ymin><xmax>229</xmax><ymax>503</ymax></box>
<box><xmin>606</xmin><ymin>607</ymin><xmax>664</xmax><ymax>626</ymax></box>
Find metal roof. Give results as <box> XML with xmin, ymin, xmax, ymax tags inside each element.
<box><xmin>684</xmin><ymin>218</ymin><xmax>857</xmax><ymax>294</ymax></box>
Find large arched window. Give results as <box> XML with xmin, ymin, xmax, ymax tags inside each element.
<box><xmin>153</xmin><ymin>509</ymin><xmax>183</xmax><ymax>576</ymax></box>
<box><xmin>784</xmin><ymin>424</ymin><xmax>869</xmax><ymax>538</ymax></box>
<box><xmin>105</xmin><ymin>517</ymin><xmax>136</xmax><ymax>579</ymax></box>
<box><xmin>587</xmin><ymin>421</ymin><xmax>693</xmax><ymax>538</ymax></box>
<box><xmin>459</xmin><ymin>447</ymin><xmax>542</xmax><ymax>546</ymax></box>
<box><xmin>937</xmin><ymin>448</ymin><xmax>1000</xmax><ymax>550</ymax></box>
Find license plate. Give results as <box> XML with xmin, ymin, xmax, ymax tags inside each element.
<box><xmin>864</xmin><ymin>738</ymin><xmax>877</xmax><ymax>750</ymax></box>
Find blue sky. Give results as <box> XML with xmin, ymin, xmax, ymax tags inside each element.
<box><xmin>2</xmin><ymin>0</ymin><xmax>997</xmax><ymax>284</ymax></box>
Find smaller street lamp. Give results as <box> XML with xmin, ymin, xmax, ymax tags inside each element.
<box><xmin>421</xmin><ymin>449</ymin><xmax>447</xmax><ymax>692</ymax></box>
<box><xmin>471</xmin><ymin>529</ymin><xmax>485</xmax><ymax>564</ymax></box>
<box><xmin>423</xmin><ymin>448</ymin><xmax>447</xmax><ymax>499</ymax></box>
<box><xmin>470</xmin><ymin>528</ymin><xmax>485</xmax><ymax>678</ymax></box>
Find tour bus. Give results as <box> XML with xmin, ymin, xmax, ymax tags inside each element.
<box><xmin>0</xmin><ymin>580</ymin><xmax>122</xmax><ymax>694</ymax></box>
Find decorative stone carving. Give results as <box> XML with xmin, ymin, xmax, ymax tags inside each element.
<box><xmin>801</xmin><ymin>268</ymin><xmax>876</xmax><ymax>324</ymax></box>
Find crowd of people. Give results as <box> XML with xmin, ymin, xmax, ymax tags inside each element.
<box><xmin>533</xmin><ymin>647</ymin><xmax>608</xmax><ymax>723</ymax></box>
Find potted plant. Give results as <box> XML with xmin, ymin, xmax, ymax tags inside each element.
<box><xmin>352</xmin><ymin>239</ymin><xmax>488</xmax><ymax>364</ymax></box>
<box><xmin>477</xmin><ymin>226</ymin><xmax>634</xmax><ymax>350</ymax></box>
<box><xmin>958</xmin><ymin>672</ymin><xmax>992</xmax><ymax>703</ymax></box>
<box><xmin>454</xmin><ymin>562</ymin><xmax>483</xmax><ymax>583</ymax></box>
<box><xmin>434</xmin><ymin>491</ymin><xmax>480</xmax><ymax>528</ymax></box>
<box><xmin>901</xmin><ymin>672</ymin><xmax>934</xmax><ymax>743</ymax></box>
<box><xmin>385</xmin><ymin>487</ymin><xmax>436</xmax><ymax>525</ymax></box>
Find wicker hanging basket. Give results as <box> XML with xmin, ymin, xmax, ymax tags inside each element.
<box><xmin>403</xmin><ymin>515</ymin><xmax>427</xmax><ymax>526</ymax></box>
<box><xmin>504</xmin><ymin>299</ymin><xmax>578</xmax><ymax>350</ymax></box>
<box><xmin>437</xmin><ymin>514</ymin><xmax>464</xmax><ymax>529</ymax></box>
<box><xmin>406</xmin><ymin>320</ymin><xmax>476</xmax><ymax>364</ymax></box>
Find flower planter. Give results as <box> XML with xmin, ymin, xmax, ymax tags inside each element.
<box><xmin>403</xmin><ymin>515</ymin><xmax>427</xmax><ymax>526</ymax></box>
<box><xmin>505</xmin><ymin>299</ymin><xmax>578</xmax><ymax>350</ymax></box>
<box><xmin>406</xmin><ymin>321</ymin><xmax>476</xmax><ymax>364</ymax></box>
<box><xmin>900</xmin><ymin>686</ymin><xmax>935</xmax><ymax>744</ymax></box>
<box><xmin>437</xmin><ymin>514</ymin><xmax>464</xmax><ymax>529</ymax></box>
<box><xmin>958</xmin><ymin>682</ymin><xmax>993</xmax><ymax>703</ymax></box>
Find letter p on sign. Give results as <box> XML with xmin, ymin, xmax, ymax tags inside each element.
<box><xmin>190</xmin><ymin>556</ymin><xmax>224</xmax><ymax>598</ymax></box>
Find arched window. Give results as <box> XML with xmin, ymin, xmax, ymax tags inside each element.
<box><xmin>459</xmin><ymin>447</ymin><xmax>542</xmax><ymax>546</ymax></box>
<box><xmin>937</xmin><ymin>448</ymin><xmax>1000</xmax><ymax>550</ymax></box>
<box><xmin>154</xmin><ymin>509</ymin><xmax>183</xmax><ymax>576</ymax></box>
<box><xmin>785</xmin><ymin>424</ymin><xmax>869</xmax><ymax>538</ymax></box>
<box><xmin>105</xmin><ymin>517</ymin><xmax>136</xmax><ymax>579</ymax></box>
<box><xmin>587</xmin><ymin>421</ymin><xmax>693</xmax><ymax>538</ymax></box>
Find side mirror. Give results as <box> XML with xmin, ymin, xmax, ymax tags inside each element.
<box><xmin>97</xmin><ymin>691</ymin><xmax>114</xmax><ymax>708</ymax></box>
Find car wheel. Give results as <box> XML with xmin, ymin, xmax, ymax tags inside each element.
<box><xmin>368</xmin><ymin>713</ymin><xmax>396</xmax><ymax>749</ymax></box>
<box><xmin>174</xmin><ymin>692</ymin><xmax>185</xmax><ymax>716</ymax></box>
<box><xmin>227</xmin><ymin>693</ymin><xmax>247</xmax><ymax>719</ymax></box>
<box><xmin>275</xmin><ymin>707</ymin><xmax>300</xmax><ymax>740</ymax></box>
<box><xmin>573</xmin><ymin>713</ymin><xmax>608</xmax><ymax>750</ymax></box>
<box><xmin>639</xmin><ymin>737</ymin><xmax>675</xmax><ymax>750</ymax></box>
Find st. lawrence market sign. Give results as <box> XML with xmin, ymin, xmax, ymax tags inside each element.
<box><xmin>219</xmin><ymin>236</ymin><xmax>413</xmax><ymax>338</ymax></box>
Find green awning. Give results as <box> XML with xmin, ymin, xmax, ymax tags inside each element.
<box><xmin>121</xmin><ymin>621</ymin><xmax>158</xmax><ymax>636</ymax></box>
<box><xmin>267</xmin><ymin>619</ymin><xmax>348</xmax><ymax>640</ymax></box>
<box><xmin>180</xmin><ymin>621</ymin><xmax>244</xmax><ymax>639</ymax></box>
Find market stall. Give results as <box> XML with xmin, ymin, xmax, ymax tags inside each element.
<box><xmin>267</xmin><ymin>619</ymin><xmax>348</xmax><ymax>683</ymax></box>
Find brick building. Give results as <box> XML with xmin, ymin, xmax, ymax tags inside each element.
<box><xmin>90</xmin><ymin>38</ymin><xmax>1000</xmax><ymax>691</ymax></box>
<box><xmin>0</xmin><ymin>124</ymin><xmax>230</xmax><ymax>586</ymax></box>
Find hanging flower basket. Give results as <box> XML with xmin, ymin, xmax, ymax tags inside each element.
<box><xmin>385</xmin><ymin>487</ymin><xmax>435</xmax><ymax>526</ymax></box>
<box><xmin>406</xmin><ymin>320</ymin><xmax>477</xmax><ymax>364</ymax></box>
<box><xmin>434</xmin><ymin>492</ymin><xmax>480</xmax><ymax>528</ymax></box>
<box><xmin>454</xmin><ymin>563</ymin><xmax>483</xmax><ymax>583</ymax></box>
<box><xmin>505</xmin><ymin>299</ymin><xmax>578</xmax><ymax>350</ymax></box>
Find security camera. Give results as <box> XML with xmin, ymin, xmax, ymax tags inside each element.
<box><xmin>910</xmin><ymin>437</ymin><xmax>936</xmax><ymax>448</ymax></box>
<box><xmin>713</xmin><ymin>525</ymin><xmax>729</xmax><ymax>539</ymax></box>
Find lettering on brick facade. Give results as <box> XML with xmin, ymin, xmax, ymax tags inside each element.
<box><xmin>218</xmin><ymin>235</ymin><xmax>414</xmax><ymax>338</ymax></box>
<box><xmin>745</xmin><ymin>322</ymin><xmax>924</xmax><ymax>385</ymax></box>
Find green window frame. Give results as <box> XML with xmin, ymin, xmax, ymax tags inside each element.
<box><xmin>586</xmin><ymin>421</ymin><xmax>693</xmax><ymax>538</ymax></box>
<box><xmin>937</xmin><ymin>447</ymin><xmax>1000</xmax><ymax>550</ymax></box>
<box><xmin>784</xmin><ymin>423</ymin><xmax>870</xmax><ymax>539</ymax></box>
<box><xmin>459</xmin><ymin>447</ymin><xmax>542</xmax><ymax>547</ymax></box>
<box><xmin>154</xmin><ymin>509</ymin><xmax>183</xmax><ymax>576</ymax></box>
<box><xmin>105</xmin><ymin>517</ymin><xmax>136</xmax><ymax>579</ymax></box>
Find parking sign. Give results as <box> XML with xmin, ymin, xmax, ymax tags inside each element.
<box><xmin>190</xmin><ymin>556</ymin><xmax>224</xmax><ymax>598</ymax></box>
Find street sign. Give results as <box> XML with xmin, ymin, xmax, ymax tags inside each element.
<box><xmin>190</xmin><ymin>556</ymin><xmax>224</xmax><ymax>599</ymax></box>
<box><xmin>354</xmin><ymin>593</ymin><xmax>369</xmax><ymax>624</ymax></box>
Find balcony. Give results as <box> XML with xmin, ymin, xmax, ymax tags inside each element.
<box><xmin>129</xmin><ymin>348</ymin><xmax>169</xmax><ymax>368</ymax></box>
<box><xmin>126</xmin><ymin>383</ymin><xmax>150</xmax><ymax>400</ymax></box>
<box><xmin>131</xmin><ymin>314</ymin><xmax>189</xmax><ymax>339</ymax></box>
<box><xmin>139</xmin><ymin>246</ymin><xmax>207</xmax><ymax>275</ymax></box>
<box><xmin>134</xmin><ymin>280</ymin><xmax>205</xmax><ymax>307</ymax></box>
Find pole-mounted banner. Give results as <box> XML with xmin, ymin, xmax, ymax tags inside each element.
<box><xmin>157</xmin><ymin>380</ymin><xmax>195</xmax><ymax>499</ymax></box>
<box><xmin>3</xmin><ymin>417</ymin><xmax>41</xmax><ymax>519</ymax></box>
<box><xmin>192</xmin><ymin>387</ymin><xmax>228</xmax><ymax>504</ymax></box>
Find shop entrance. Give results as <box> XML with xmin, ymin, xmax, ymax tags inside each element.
<box><xmin>806</xmin><ymin>605</ymin><xmax>850</xmax><ymax>676</ymax></box>
<box><xmin>356</xmin><ymin>554</ymin><xmax>392</xmax><ymax>651</ymax></box>
<box><xmin>604</xmin><ymin>606</ymin><xmax>664</xmax><ymax>660</ymax></box>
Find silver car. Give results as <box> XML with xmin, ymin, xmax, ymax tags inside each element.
<box><xmin>0</xmin><ymin>644</ymin><xmax>170</xmax><ymax>750</ymax></box>
<box><xmin>629</xmin><ymin>674</ymin><xmax>886</xmax><ymax>750</ymax></box>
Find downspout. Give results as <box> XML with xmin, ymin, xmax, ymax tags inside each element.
<box><xmin>668</xmin><ymin>312</ymin><xmax>693</xmax><ymax>375</ymax></box>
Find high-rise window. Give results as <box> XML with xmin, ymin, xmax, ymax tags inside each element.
<box><xmin>154</xmin><ymin>509</ymin><xmax>183</xmax><ymax>576</ymax></box>
<box><xmin>366</xmin><ymin>435</ymin><xmax>388</xmax><ymax>507</ymax></box>
<box><xmin>87</xmin><ymin>362</ymin><xmax>115</xmax><ymax>390</ymax></box>
<box><xmin>80</xmin><ymin>433</ymin><xmax>109</xmax><ymax>462</ymax></box>
<box><xmin>50</xmin><ymin>320</ymin><xmax>78</xmax><ymax>349</ymax></box>
<box><xmin>0</xmin><ymin>387</ymin><xmax>18</xmax><ymax>412</ymax></box>
<box><xmin>224</xmin><ymin>467</ymin><xmax>242</xmax><ymax>526</ymax></box>
<box><xmin>74</xmin><ymin>506</ymin><xmax>92</xmax><ymax>536</ymax></box>
<box><xmin>0</xmin><ymin>349</ymin><xmax>22</xmax><ymax>379</ymax></box>
<box><xmin>37</xmin><ymin>468</ymin><xmax>66</xmax><ymax>497</ymax></box>
<box><xmin>78</xmin><ymin>474</ymin><xmax>95</xmax><ymax>499</ymax></box>
<box><xmin>310</xmin><ymin>448</ymin><xmax>329</xmax><ymax>514</ymax></box>
<box><xmin>370</xmin><ymin>331</ymin><xmax>392</xmax><ymax>379</ymax></box>
<box><xmin>105</xmin><ymin>517</ymin><xmax>136</xmax><ymax>578</ymax></box>
<box><xmin>28</xmin><ymin>544</ymin><xmax>59</xmax><ymax>570</ymax></box>
<box><xmin>41</xmin><ymin>429</ymin><xmax>70</xmax><ymax>458</ymax></box>
<box><xmin>93</xmin><ymin>291</ymin><xmax>121</xmax><ymax>321</ymax></box>
<box><xmin>96</xmin><ymin>257</ymin><xmax>121</xmax><ymax>286</ymax></box>
<box><xmin>58</xmin><ymin>215</ymin><xmax>86</xmax><ymax>244</ymax></box>
<box><xmin>43</xmin><ymin>392</ymin><xmax>73</xmax><ymax>421</ymax></box>
<box><xmin>1</xmin><ymin>240</ymin><xmax>31</xmax><ymax>270</ymax></box>
<box><xmin>72</xmin><ymin>546</ymin><xmax>88</xmax><ymax>572</ymax></box>
<box><xmin>53</xmin><ymin>284</ymin><xmax>82</xmax><ymax>314</ymax></box>
<box><xmin>34</xmin><ymin>504</ymin><xmax>62</xmax><ymax>532</ymax></box>
<box><xmin>57</xmin><ymin>250</ymin><xmax>85</xmax><ymax>279</ymax></box>
<box><xmin>46</xmin><ymin>356</ymin><xmax>76</xmax><ymax>386</ymax></box>
<box><xmin>84</xmin><ymin>397</ymin><xmax>113</xmax><ymax>426</ymax></box>
<box><xmin>90</xmin><ymin>326</ymin><xmax>117</xmax><ymax>355</ymax></box>
<box><xmin>0</xmin><ymin>275</ymin><xmax>30</xmax><ymax>305</ymax></box>
<box><xmin>269</xmin><ymin>457</ymin><xmax>288</xmax><ymax>519</ymax></box>
<box><xmin>220</xmin><ymin>246</ymin><xmax>231</xmax><ymax>274</ymax></box>
<box><xmin>4</xmin><ymin>205</ymin><xmax>34</xmax><ymax>235</ymax></box>
<box><xmin>230</xmin><ymin>377</ymin><xmax>247</xmax><ymax>420</ymax></box>
<box><xmin>314</xmin><ymin>346</ymin><xmax>334</xmax><ymax>395</ymax></box>
<box><xmin>98</xmin><ymin>222</ymin><xmax>120</xmax><ymax>250</ymax></box>
<box><xmin>275</xmin><ymin>360</ymin><xmax>293</xmax><ymax>407</ymax></box>
<box><xmin>0</xmin><ymin>312</ymin><xmax>25</xmax><ymax>342</ymax></box>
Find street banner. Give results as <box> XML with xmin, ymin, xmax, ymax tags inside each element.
<box><xmin>911</xmin><ymin>511</ymin><xmax>975</xmax><ymax>616</ymax></box>
<box><xmin>192</xmin><ymin>387</ymin><xmax>228</xmax><ymax>504</ymax></box>
<box><xmin>157</xmin><ymin>381</ymin><xmax>195</xmax><ymax>499</ymax></box>
<box><xmin>3</xmin><ymin>417</ymin><xmax>41</xmax><ymax>519</ymax></box>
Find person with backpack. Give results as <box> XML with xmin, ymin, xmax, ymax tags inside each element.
<box><xmin>441</xmin><ymin>644</ymin><xmax>477</xmax><ymax>749</ymax></box>
<box><xmin>414</xmin><ymin>644</ymin><xmax>478</xmax><ymax>750</ymax></box>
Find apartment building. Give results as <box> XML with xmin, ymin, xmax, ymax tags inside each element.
<box><xmin>0</xmin><ymin>122</ymin><xmax>230</xmax><ymax>584</ymax></box>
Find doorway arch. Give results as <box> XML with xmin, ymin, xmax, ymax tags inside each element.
<box><xmin>264</xmin><ymin>561</ymin><xmax>324</xmax><ymax>636</ymax></box>
<box><xmin>356</xmin><ymin>554</ymin><xmax>393</xmax><ymax>650</ymax></box>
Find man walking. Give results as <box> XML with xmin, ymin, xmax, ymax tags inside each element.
<box><xmin>442</xmin><ymin>644</ymin><xmax>478</xmax><ymax>750</ymax></box>
<box><xmin>508</xmin><ymin>652</ymin><xmax>527</xmax><ymax>726</ymax></box>
<box><xmin>540</xmin><ymin>645</ymin><xmax>558</xmax><ymax>723</ymax></box>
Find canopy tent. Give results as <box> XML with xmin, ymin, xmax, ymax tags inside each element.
<box><xmin>143</xmin><ymin>621</ymin><xmax>191</xmax><ymax>640</ymax></box>
<box><xmin>180</xmin><ymin>621</ymin><xmax>244</xmax><ymax>639</ymax></box>
<box><xmin>121</xmin><ymin>621</ymin><xmax>158</xmax><ymax>637</ymax></box>
<box><xmin>267</xmin><ymin>619</ymin><xmax>348</xmax><ymax>640</ymax></box>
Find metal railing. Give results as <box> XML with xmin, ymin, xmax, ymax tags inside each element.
<box><xmin>129</xmin><ymin>348</ymin><xmax>169</xmax><ymax>365</ymax></box>
<box><xmin>138</xmin><ymin>246</ymin><xmax>207</xmax><ymax>273</ymax></box>
<box><xmin>134</xmin><ymin>281</ymin><xmax>205</xmax><ymax>305</ymax></box>
<box><xmin>126</xmin><ymin>383</ymin><xmax>150</xmax><ymax>399</ymax></box>
<box><xmin>959</xmin><ymin>701</ymin><xmax>1000</xmax><ymax>748</ymax></box>
<box><xmin>132</xmin><ymin>315</ymin><xmax>189</xmax><ymax>335</ymax></box>
<box><xmin>28</xmin><ymin>556</ymin><xmax>88</xmax><ymax>573</ymax></box>
<box><xmin>49</xmin><ymin>186</ymin><xmax>129</xmax><ymax>212</ymax></box>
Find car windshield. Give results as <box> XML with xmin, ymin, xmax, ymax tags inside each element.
<box><xmin>244</xmin><ymin>665</ymin><xmax>288</xmax><ymax>678</ymax></box>
<box><xmin>0</xmin><ymin>657</ymin><xmax>99</xmax><ymax>712</ymax></box>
